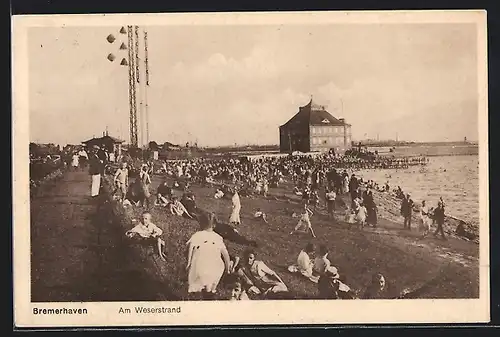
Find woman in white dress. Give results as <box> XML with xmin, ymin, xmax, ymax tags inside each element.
<box><xmin>354</xmin><ymin>201</ymin><xmax>367</xmax><ymax>227</ymax></box>
<box><xmin>186</xmin><ymin>212</ymin><xmax>231</xmax><ymax>299</ymax></box>
<box><xmin>419</xmin><ymin>200</ymin><xmax>432</xmax><ymax>237</ymax></box>
<box><xmin>71</xmin><ymin>153</ymin><xmax>79</xmax><ymax>170</ymax></box>
<box><xmin>229</xmin><ymin>188</ymin><xmax>242</xmax><ymax>225</ymax></box>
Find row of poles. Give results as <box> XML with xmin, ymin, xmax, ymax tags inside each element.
<box><xmin>106</xmin><ymin>26</ymin><xmax>150</xmax><ymax>148</ymax></box>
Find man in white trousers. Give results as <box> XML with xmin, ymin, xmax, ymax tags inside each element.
<box><xmin>88</xmin><ymin>145</ymin><xmax>104</xmax><ymax>198</ymax></box>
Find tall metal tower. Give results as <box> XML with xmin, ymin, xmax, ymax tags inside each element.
<box><xmin>106</xmin><ymin>25</ymin><xmax>150</xmax><ymax>149</ymax></box>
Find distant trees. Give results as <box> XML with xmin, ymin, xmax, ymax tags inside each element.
<box><xmin>148</xmin><ymin>141</ymin><xmax>159</xmax><ymax>151</ymax></box>
<box><xmin>29</xmin><ymin>142</ymin><xmax>60</xmax><ymax>158</ymax></box>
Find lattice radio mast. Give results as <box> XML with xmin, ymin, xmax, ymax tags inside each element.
<box><xmin>107</xmin><ymin>26</ymin><xmax>150</xmax><ymax>149</ymax></box>
<box><xmin>127</xmin><ymin>26</ymin><xmax>138</xmax><ymax>148</ymax></box>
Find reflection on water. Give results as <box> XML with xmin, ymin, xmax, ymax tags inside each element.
<box><xmin>356</xmin><ymin>155</ymin><xmax>479</xmax><ymax>226</ymax></box>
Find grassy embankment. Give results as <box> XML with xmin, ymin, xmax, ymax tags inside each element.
<box><xmin>105</xmin><ymin>173</ymin><xmax>479</xmax><ymax>301</ymax></box>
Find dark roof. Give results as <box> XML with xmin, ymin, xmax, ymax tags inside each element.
<box><xmin>82</xmin><ymin>135</ymin><xmax>124</xmax><ymax>144</ymax></box>
<box><xmin>281</xmin><ymin>99</ymin><xmax>350</xmax><ymax>127</ymax></box>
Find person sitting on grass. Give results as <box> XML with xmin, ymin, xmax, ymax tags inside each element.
<box><xmin>155</xmin><ymin>179</ymin><xmax>172</xmax><ymax>206</ymax></box>
<box><xmin>196</xmin><ymin>210</ymin><xmax>258</xmax><ymax>248</ymax></box>
<box><xmin>293</xmin><ymin>186</ymin><xmax>303</xmax><ymax>196</ymax></box>
<box><xmin>181</xmin><ymin>191</ymin><xmax>197</xmax><ymax>216</ymax></box>
<box><xmin>317</xmin><ymin>266</ymin><xmax>357</xmax><ymax>300</ymax></box>
<box><xmin>362</xmin><ymin>273</ymin><xmax>390</xmax><ymax>299</ymax></box>
<box><xmin>169</xmin><ymin>196</ymin><xmax>194</xmax><ymax>219</ymax></box>
<box><xmin>254</xmin><ymin>208</ymin><xmax>269</xmax><ymax>224</ymax></box>
<box><xmin>214</xmin><ymin>188</ymin><xmax>224</xmax><ymax>199</ymax></box>
<box><xmin>124</xmin><ymin>174</ymin><xmax>143</xmax><ymax>207</ymax></box>
<box><xmin>290</xmin><ymin>203</ymin><xmax>317</xmax><ymax>238</ymax></box>
<box><xmin>313</xmin><ymin>245</ymin><xmax>331</xmax><ymax>276</ymax></box>
<box><xmin>294</xmin><ymin>243</ymin><xmax>320</xmax><ymax>283</ymax></box>
<box><xmin>226</xmin><ymin>274</ymin><xmax>251</xmax><ymax>301</ymax></box>
<box><xmin>236</xmin><ymin>249</ymin><xmax>288</xmax><ymax>298</ymax></box>
<box><xmin>125</xmin><ymin>211</ymin><xmax>166</xmax><ymax>261</ymax></box>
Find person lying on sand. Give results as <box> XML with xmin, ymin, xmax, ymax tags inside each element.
<box><xmin>125</xmin><ymin>212</ymin><xmax>166</xmax><ymax>261</ymax></box>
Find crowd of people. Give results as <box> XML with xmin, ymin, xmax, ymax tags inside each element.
<box><xmin>78</xmin><ymin>146</ymin><xmax>448</xmax><ymax>300</ymax></box>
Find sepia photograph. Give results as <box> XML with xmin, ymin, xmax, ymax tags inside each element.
<box><xmin>13</xmin><ymin>10</ymin><xmax>489</xmax><ymax>327</ymax></box>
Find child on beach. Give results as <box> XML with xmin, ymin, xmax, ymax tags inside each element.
<box><xmin>290</xmin><ymin>203</ymin><xmax>317</xmax><ymax>238</ymax></box>
<box><xmin>125</xmin><ymin>211</ymin><xmax>166</xmax><ymax>261</ymax></box>
<box><xmin>186</xmin><ymin>212</ymin><xmax>231</xmax><ymax>299</ymax></box>
<box><xmin>113</xmin><ymin>162</ymin><xmax>129</xmax><ymax>203</ymax></box>
<box><xmin>325</xmin><ymin>188</ymin><xmax>337</xmax><ymax>218</ymax></box>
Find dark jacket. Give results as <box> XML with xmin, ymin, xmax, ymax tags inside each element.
<box><xmin>88</xmin><ymin>154</ymin><xmax>102</xmax><ymax>176</ymax></box>
<box><xmin>433</xmin><ymin>206</ymin><xmax>445</xmax><ymax>224</ymax></box>
<box><xmin>401</xmin><ymin>198</ymin><xmax>414</xmax><ymax>216</ymax></box>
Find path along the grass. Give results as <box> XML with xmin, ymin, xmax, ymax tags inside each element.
<box><xmin>30</xmin><ymin>169</ymin><xmax>167</xmax><ymax>302</ymax></box>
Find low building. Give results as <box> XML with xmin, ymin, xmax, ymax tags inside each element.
<box><xmin>82</xmin><ymin>132</ymin><xmax>124</xmax><ymax>157</ymax></box>
<box><xmin>279</xmin><ymin>98</ymin><xmax>352</xmax><ymax>153</ymax></box>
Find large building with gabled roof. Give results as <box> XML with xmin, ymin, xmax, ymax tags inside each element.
<box><xmin>279</xmin><ymin>98</ymin><xmax>352</xmax><ymax>153</ymax></box>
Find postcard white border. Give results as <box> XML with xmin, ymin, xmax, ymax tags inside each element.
<box><xmin>12</xmin><ymin>10</ymin><xmax>489</xmax><ymax>327</ymax></box>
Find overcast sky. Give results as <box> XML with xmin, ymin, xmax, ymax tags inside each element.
<box><xmin>28</xmin><ymin>23</ymin><xmax>478</xmax><ymax>146</ymax></box>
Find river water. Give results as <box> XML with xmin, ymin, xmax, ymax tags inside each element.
<box><xmin>355</xmin><ymin>155</ymin><xmax>479</xmax><ymax>226</ymax></box>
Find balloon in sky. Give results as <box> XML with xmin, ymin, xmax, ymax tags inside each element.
<box><xmin>107</xmin><ymin>53</ymin><xmax>116</xmax><ymax>62</ymax></box>
<box><xmin>106</xmin><ymin>34</ymin><xmax>116</xmax><ymax>43</ymax></box>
